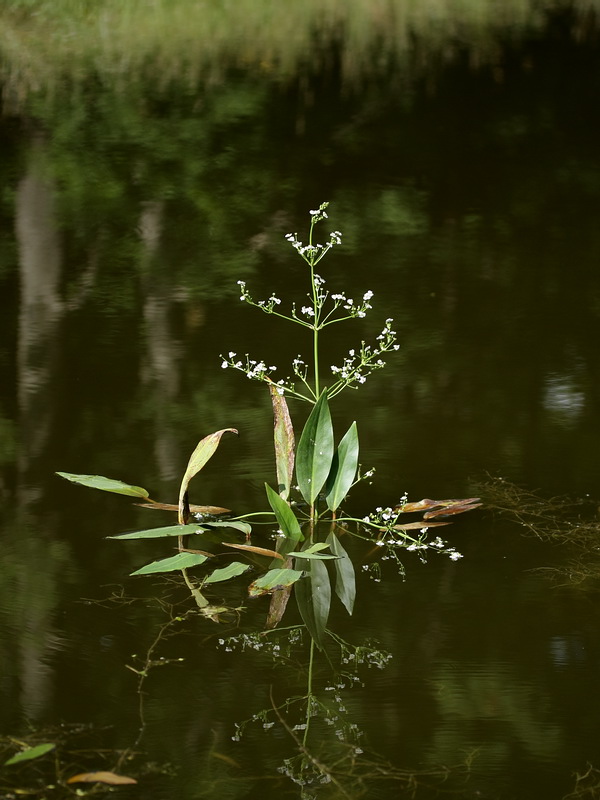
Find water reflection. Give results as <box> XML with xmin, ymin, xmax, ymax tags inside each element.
<box><xmin>2</xmin><ymin>3</ymin><xmax>600</xmax><ymax>798</ymax></box>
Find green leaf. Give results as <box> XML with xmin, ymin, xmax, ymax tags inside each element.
<box><xmin>178</xmin><ymin>428</ymin><xmax>238</xmax><ymax>523</ymax></box>
<box><xmin>56</xmin><ymin>472</ymin><xmax>149</xmax><ymax>499</ymax></box>
<box><xmin>5</xmin><ymin>743</ymin><xmax>55</xmax><ymax>766</ymax></box>
<box><xmin>288</xmin><ymin>542</ymin><xmax>339</xmax><ymax>560</ymax></box>
<box><xmin>130</xmin><ymin>552</ymin><xmax>208</xmax><ymax>575</ymax></box>
<box><xmin>269</xmin><ymin>384</ymin><xmax>295</xmax><ymax>500</ymax></box>
<box><xmin>265</xmin><ymin>483</ymin><xmax>304</xmax><ymax>557</ymax></box>
<box><xmin>326</xmin><ymin>531</ymin><xmax>356</xmax><ymax>615</ymax></box>
<box><xmin>108</xmin><ymin>524</ymin><xmax>205</xmax><ymax>540</ymax></box>
<box><xmin>248</xmin><ymin>568</ymin><xmax>304</xmax><ymax>598</ymax></box>
<box><xmin>325</xmin><ymin>421</ymin><xmax>359</xmax><ymax>512</ymax></box>
<box><xmin>295</xmin><ymin>550</ymin><xmax>331</xmax><ymax>649</ymax></box>
<box><xmin>295</xmin><ymin>391</ymin><xmax>334</xmax><ymax>506</ymax></box>
<box><xmin>288</xmin><ymin>552</ymin><xmax>339</xmax><ymax>560</ymax></box>
<box><xmin>204</xmin><ymin>520</ymin><xmax>251</xmax><ymax>537</ymax></box>
<box><xmin>203</xmin><ymin>561</ymin><xmax>251</xmax><ymax>584</ymax></box>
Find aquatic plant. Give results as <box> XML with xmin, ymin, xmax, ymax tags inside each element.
<box><xmin>58</xmin><ymin>203</ymin><xmax>478</xmax><ymax>636</ymax></box>
<box><xmin>55</xmin><ymin>203</ymin><xmax>483</xmax><ymax>795</ymax></box>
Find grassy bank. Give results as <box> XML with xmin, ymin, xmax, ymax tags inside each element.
<box><xmin>0</xmin><ymin>0</ymin><xmax>583</xmax><ymax>104</ymax></box>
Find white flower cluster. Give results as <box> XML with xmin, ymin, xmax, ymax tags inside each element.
<box><xmin>220</xmin><ymin>352</ymin><xmax>278</xmax><ymax>382</ymax></box>
<box><xmin>361</xmin><ymin>506</ymin><xmax>464</xmax><ymax>564</ymax></box>
<box><xmin>328</xmin><ymin>319</ymin><xmax>400</xmax><ymax>394</ymax></box>
<box><xmin>237</xmin><ymin>280</ymin><xmax>282</xmax><ymax>314</ymax></box>
<box><xmin>330</xmin><ymin>289</ymin><xmax>373</xmax><ymax>319</ymax></box>
<box><xmin>284</xmin><ymin>229</ymin><xmax>342</xmax><ymax>265</ymax></box>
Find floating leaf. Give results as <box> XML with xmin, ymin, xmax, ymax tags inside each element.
<box><xmin>325</xmin><ymin>421</ymin><xmax>359</xmax><ymax>512</ymax></box>
<box><xmin>205</xmin><ymin>520</ymin><xmax>252</xmax><ymax>537</ymax></box>
<box><xmin>222</xmin><ymin>541</ymin><xmax>283</xmax><ymax>560</ymax></box>
<box><xmin>396</xmin><ymin>497</ymin><xmax>481</xmax><ymax>514</ymax></box>
<box><xmin>5</xmin><ymin>743</ymin><xmax>55</xmax><ymax>766</ymax></box>
<box><xmin>270</xmin><ymin>384</ymin><xmax>295</xmax><ymax>500</ymax></box>
<box><xmin>130</xmin><ymin>552</ymin><xmax>208</xmax><ymax>575</ymax></box>
<box><xmin>178</xmin><ymin>428</ymin><xmax>238</xmax><ymax>523</ymax></box>
<box><xmin>296</xmin><ymin>391</ymin><xmax>334</xmax><ymax>506</ymax></box>
<box><xmin>108</xmin><ymin>523</ymin><xmax>205</xmax><ymax>540</ymax></box>
<box><xmin>391</xmin><ymin>520</ymin><xmax>451</xmax><ymax>531</ymax></box>
<box><xmin>295</xmin><ymin>551</ymin><xmax>330</xmax><ymax>649</ymax></box>
<box><xmin>423</xmin><ymin>502</ymin><xmax>482</xmax><ymax>519</ymax></box>
<box><xmin>67</xmin><ymin>771</ymin><xmax>137</xmax><ymax>785</ymax></box>
<box><xmin>56</xmin><ymin>472</ymin><xmax>149</xmax><ymax>499</ymax></box>
<box><xmin>136</xmin><ymin>501</ymin><xmax>230</xmax><ymax>515</ymax></box>
<box><xmin>248</xmin><ymin>568</ymin><xmax>304</xmax><ymax>598</ymax></box>
<box><xmin>203</xmin><ymin>562</ymin><xmax>251</xmax><ymax>584</ymax></box>
<box><xmin>327</xmin><ymin>531</ymin><xmax>356</xmax><ymax>615</ymax></box>
<box><xmin>288</xmin><ymin>550</ymin><xmax>339</xmax><ymax>560</ymax></box>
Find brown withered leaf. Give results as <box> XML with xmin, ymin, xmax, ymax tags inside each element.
<box><xmin>396</xmin><ymin>497</ymin><xmax>481</xmax><ymax>514</ymax></box>
<box><xmin>396</xmin><ymin>498</ymin><xmax>441</xmax><ymax>513</ymax></box>
<box><xmin>423</xmin><ymin>502</ymin><xmax>482</xmax><ymax>519</ymax></box>
<box><xmin>67</xmin><ymin>771</ymin><xmax>137</xmax><ymax>785</ymax></box>
<box><xmin>392</xmin><ymin>520</ymin><xmax>451</xmax><ymax>531</ymax></box>
<box><xmin>222</xmin><ymin>541</ymin><xmax>284</xmax><ymax>560</ymax></box>
<box><xmin>136</xmin><ymin>501</ymin><xmax>231</xmax><ymax>515</ymax></box>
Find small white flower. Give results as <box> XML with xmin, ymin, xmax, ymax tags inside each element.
<box><xmin>301</xmin><ymin>306</ymin><xmax>315</xmax><ymax>317</ymax></box>
<box><xmin>221</xmin><ymin>361</ymin><xmax>228</xmax><ymax>369</ymax></box>
<box><xmin>363</xmin><ymin>290</ymin><xmax>374</xmax><ymax>301</ymax></box>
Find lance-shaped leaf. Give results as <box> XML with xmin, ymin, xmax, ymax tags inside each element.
<box><xmin>203</xmin><ymin>562</ymin><xmax>251</xmax><ymax>584</ymax></box>
<box><xmin>249</xmin><ymin>568</ymin><xmax>304</xmax><ymax>598</ymax></box>
<box><xmin>295</xmin><ymin>549</ymin><xmax>331</xmax><ymax>649</ymax></box>
<box><xmin>288</xmin><ymin>542</ymin><xmax>339</xmax><ymax>560</ymax></box>
<box><xmin>108</xmin><ymin>523</ymin><xmax>205</xmax><ymax>540</ymax></box>
<box><xmin>178</xmin><ymin>428</ymin><xmax>238</xmax><ymax>523</ymax></box>
<box><xmin>326</xmin><ymin>531</ymin><xmax>355</xmax><ymax>615</ymax></box>
<box><xmin>204</xmin><ymin>520</ymin><xmax>252</xmax><ymax>537</ymax></box>
<box><xmin>296</xmin><ymin>391</ymin><xmax>334</xmax><ymax>506</ymax></box>
<box><xmin>325</xmin><ymin>421</ymin><xmax>359</xmax><ymax>512</ymax></box>
<box><xmin>130</xmin><ymin>552</ymin><xmax>208</xmax><ymax>575</ymax></box>
<box><xmin>57</xmin><ymin>472</ymin><xmax>149</xmax><ymax>499</ymax></box>
<box><xmin>222</xmin><ymin>541</ymin><xmax>283</xmax><ymax>560</ymax></box>
<box><xmin>269</xmin><ymin>384</ymin><xmax>295</xmax><ymax>500</ymax></box>
<box><xmin>5</xmin><ymin>743</ymin><xmax>55</xmax><ymax>766</ymax></box>
<box><xmin>67</xmin><ymin>772</ymin><xmax>137</xmax><ymax>785</ymax></box>
<box><xmin>136</xmin><ymin>501</ymin><xmax>230</xmax><ymax>515</ymax></box>
<box><xmin>265</xmin><ymin>483</ymin><xmax>304</xmax><ymax>555</ymax></box>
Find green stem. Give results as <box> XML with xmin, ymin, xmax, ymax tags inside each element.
<box><xmin>303</xmin><ymin>638</ymin><xmax>316</xmax><ymax>748</ymax></box>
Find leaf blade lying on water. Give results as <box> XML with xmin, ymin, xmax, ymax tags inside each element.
<box><xmin>4</xmin><ymin>743</ymin><xmax>55</xmax><ymax>766</ymax></box>
<box><xmin>67</xmin><ymin>771</ymin><xmax>137</xmax><ymax>785</ymax></box>
<box><xmin>130</xmin><ymin>552</ymin><xmax>208</xmax><ymax>575</ymax></box>
<box><xmin>203</xmin><ymin>562</ymin><xmax>251</xmax><ymax>584</ymax></box>
<box><xmin>108</xmin><ymin>524</ymin><xmax>205</xmax><ymax>540</ymax></box>
<box><xmin>248</xmin><ymin>568</ymin><xmax>304</xmax><ymax>598</ymax></box>
<box><xmin>56</xmin><ymin>472</ymin><xmax>149</xmax><ymax>498</ymax></box>
<box><xmin>222</xmin><ymin>541</ymin><xmax>283</xmax><ymax>560</ymax></box>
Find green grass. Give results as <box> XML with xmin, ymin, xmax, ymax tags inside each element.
<box><xmin>0</xmin><ymin>0</ymin><xmax>590</xmax><ymax>102</ymax></box>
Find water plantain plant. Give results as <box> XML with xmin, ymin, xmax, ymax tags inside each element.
<box><xmin>57</xmin><ymin>203</ymin><xmax>480</xmax><ymax>638</ymax></box>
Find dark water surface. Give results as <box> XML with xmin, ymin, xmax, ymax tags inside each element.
<box><xmin>2</xmin><ymin>4</ymin><xmax>600</xmax><ymax>798</ymax></box>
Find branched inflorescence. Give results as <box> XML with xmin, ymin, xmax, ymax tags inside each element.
<box><xmin>221</xmin><ymin>202</ymin><xmax>400</xmax><ymax>403</ymax></box>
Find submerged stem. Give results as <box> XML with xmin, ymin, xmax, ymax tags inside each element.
<box><xmin>303</xmin><ymin>638</ymin><xmax>316</xmax><ymax>748</ymax></box>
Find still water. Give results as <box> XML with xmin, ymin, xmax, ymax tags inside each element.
<box><xmin>2</xmin><ymin>3</ymin><xmax>600</xmax><ymax>798</ymax></box>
